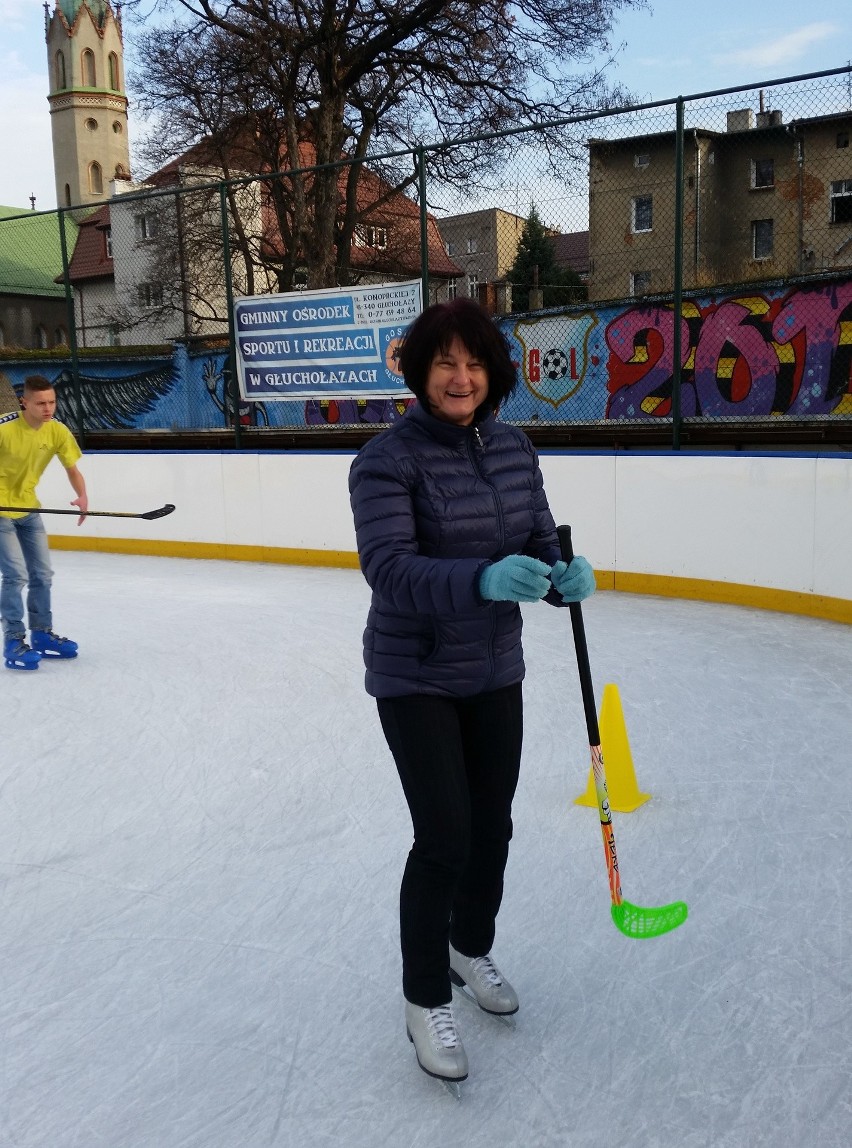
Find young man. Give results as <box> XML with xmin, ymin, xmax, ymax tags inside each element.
<box><xmin>0</xmin><ymin>375</ymin><xmax>88</xmax><ymax>670</ymax></box>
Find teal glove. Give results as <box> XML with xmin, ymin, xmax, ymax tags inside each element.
<box><xmin>479</xmin><ymin>555</ymin><xmax>552</xmax><ymax>603</ymax></box>
<box><xmin>550</xmin><ymin>556</ymin><xmax>596</xmax><ymax>602</ymax></box>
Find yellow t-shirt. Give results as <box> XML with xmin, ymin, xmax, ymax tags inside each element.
<box><xmin>0</xmin><ymin>414</ymin><xmax>82</xmax><ymax>519</ymax></box>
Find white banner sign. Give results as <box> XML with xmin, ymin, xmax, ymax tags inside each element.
<box><xmin>234</xmin><ymin>280</ymin><xmax>422</xmax><ymax>400</ymax></box>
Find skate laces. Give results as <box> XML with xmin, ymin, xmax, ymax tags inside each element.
<box><xmin>469</xmin><ymin>954</ymin><xmax>503</xmax><ymax>986</ymax></box>
<box><xmin>425</xmin><ymin>1005</ymin><xmax>460</xmax><ymax>1048</ymax></box>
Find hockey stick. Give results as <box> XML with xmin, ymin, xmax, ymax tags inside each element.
<box><xmin>0</xmin><ymin>503</ymin><xmax>176</xmax><ymax>520</ymax></box>
<box><xmin>558</xmin><ymin>525</ymin><xmax>688</xmax><ymax>939</ymax></box>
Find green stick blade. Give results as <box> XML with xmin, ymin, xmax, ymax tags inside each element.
<box><xmin>612</xmin><ymin>899</ymin><xmax>688</xmax><ymax>939</ymax></box>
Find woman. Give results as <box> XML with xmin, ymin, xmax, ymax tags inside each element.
<box><xmin>348</xmin><ymin>298</ymin><xmax>595</xmax><ymax>1086</ymax></box>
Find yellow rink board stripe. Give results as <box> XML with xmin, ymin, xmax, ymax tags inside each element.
<box><xmin>48</xmin><ymin>534</ymin><xmax>851</xmax><ymax>625</ymax></box>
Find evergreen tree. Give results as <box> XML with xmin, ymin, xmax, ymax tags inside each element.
<box><xmin>507</xmin><ymin>205</ymin><xmax>586</xmax><ymax>311</ymax></box>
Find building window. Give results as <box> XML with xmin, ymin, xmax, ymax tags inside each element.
<box><xmin>446</xmin><ymin>241</ymin><xmax>456</xmax><ymax>256</ymax></box>
<box><xmin>108</xmin><ymin>325</ymin><xmax>121</xmax><ymax>347</ymax></box>
<box><xmin>447</xmin><ymin>279</ymin><xmax>457</xmax><ymax>300</ymax></box>
<box><xmin>634</xmin><ymin>154</ymin><xmax>650</xmax><ymax>169</ymax></box>
<box><xmin>138</xmin><ymin>283</ymin><xmax>164</xmax><ymax>309</ymax></box>
<box><xmin>752</xmin><ymin>218</ymin><xmax>774</xmax><ymax>260</ymax></box>
<box><xmin>135</xmin><ymin>214</ymin><xmax>157</xmax><ymax>241</ymax></box>
<box><xmin>89</xmin><ymin>162</ymin><xmax>103</xmax><ymax>195</ymax></box>
<box><xmin>751</xmin><ymin>158</ymin><xmax>775</xmax><ymax>189</ymax></box>
<box><xmin>0</xmin><ymin>324</ymin><xmax>5</xmax><ymax>347</ymax></box>
<box><xmin>85</xmin><ymin>117</ymin><xmax>98</xmax><ymax>132</ymax></box>
<box><xmin>837</xmin><ymin>132</ymin><xmax>849</xmax><ymax>149</ymax></box>
<box><xmin>352</xmin><ymin>225</ymin><xmax>387</xmax><ymax>249</ymax></box>
<box><xmin>104</xmin><ymin>227</ymin><xmax>113</xmax><ymax>258</ymax></box>
<box><xmin>55</xmin><ymin>50</ymin><xmax>66</xmax><ymax>90</ymax></box>
<box><xmin>108</xmin><ymin>52</ymin><xmax>120</xmax><ymax>91</ymax></box>
<box><xmin>35</xmin><ymin>326</ymin><xmax>48</xmax><ymax>350</ymax></box>
<box><xmin>82</xmin><ymin>49</ymin><xmax>96</xmax><ymax>87</ymax></box>
<box><xmin>112</xmin><ymin>121</ymin><xmax>123</xmax><ymax>134</ymax></box>
<box><xmin>54</xmin><ymin>327</ymin><xmax>67</xmax><ymax>346</ymax></box>
<box><xmin>630</xmin><ymin>271</ymin><xmax>652</xmax><ymax>296</ymax></box>
<box><xmin>467</xmin><ymin>237</ymin><xmax>478</xmax><ymax>254</ymax></box>
<box><xmin>632</xmin><ymin>195</ymin><xmax>653</xmax><ymax>233</ymax></box>
<box><xmin>64</xmin><ymin>184</ymin><xmax>72</xmax><ymax>207</ymax></box>
<box><xmin>830</xmin><ymin>180</ymin><xmax>852</xmax><ymax>224</ymax></box>
<box><xmin>467</xmin><ymin>273</ymin><xmax>478</xmax><ymax>297</ymax></box>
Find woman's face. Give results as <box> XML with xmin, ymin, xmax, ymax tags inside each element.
<box><xmin>424</xmin><ymin>336</ymin><xmax>489</xmax><ymax>426</ymax></box>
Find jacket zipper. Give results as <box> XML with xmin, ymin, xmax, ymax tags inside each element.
<box><xmin>467</xmin><ymin>424</ymin><xmax>504</xmax><ymax>544</ymax></box>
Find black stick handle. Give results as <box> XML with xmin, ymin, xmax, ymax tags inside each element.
<box><xmin>557</xmin><ymin>525</ymin><xmax>601</xmax><ymax>745</ymax></box>
<box><xmin>0</xmin><ymin>504</ymin><xmax>175</xmax><ymax>520</ymax></box>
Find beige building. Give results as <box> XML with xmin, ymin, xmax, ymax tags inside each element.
<box><xmin>588</xmin><ymin>108</ymin><xmax>852</xmax><ymax>302</ymax></box>
<box><xmin>45</xmin><ymin>0</ymin><xmax>131</xmax><ymax>210</ymax></box>
<box><xmin>434</xmin><ymin>208</ymin><xmax>526</xmax><ymax>302</ymax></box>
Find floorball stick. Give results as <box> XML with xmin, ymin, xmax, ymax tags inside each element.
<box><xmin>0</xmin><ymin>504</ymin><xmax>175</xmax><ymax>520</ymax></box>
<box><xmin>558</xmin><ymin>525</ymin><xmax>688</xmax><ymax>939</ymax></box>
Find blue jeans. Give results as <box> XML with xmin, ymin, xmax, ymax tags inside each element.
<box><xmin>0</xmin><ymin>513</ymin><xmax>54</xmax><ymax>641</ymax></box>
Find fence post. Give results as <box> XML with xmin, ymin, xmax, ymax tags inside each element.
<box><xmin>57</xmin><ymin>207</ymin><xmax>85</xmax><ymax>446</ymax></box>
<box><xmin>219</xmin><ymin>182</ymin><xmax>242</xmax><ymax>449</ymax></box>
<box><xmin>416</xmin><ymin>147</ymin><xmax>429</xmax><ymax>305</ymax></box>
<box><xmin>671</xmin><ymin>96</ymin><xmax>685</xmax><ymax>451</ymax></box>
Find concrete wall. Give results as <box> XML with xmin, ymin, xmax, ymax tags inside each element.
<box><xmin>36</xmin><ymin>448</ymin><xmax>852</xmax><ymax>624</ymax></box>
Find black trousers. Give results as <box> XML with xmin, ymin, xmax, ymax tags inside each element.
<box><xmin>377</xmin><ymin>683</ymin><xmax>524</xmax><ymax>1008</ymax></box>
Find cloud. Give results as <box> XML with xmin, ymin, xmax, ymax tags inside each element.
<box><xmin>721</xmin><ymin>22</ymin><xmax>839</xmax><ymax>72</ymax></box>
<box><xmin>0</xmin><ymin>0</ymin><xmax>45</xmax><ymax>32</ymax></box>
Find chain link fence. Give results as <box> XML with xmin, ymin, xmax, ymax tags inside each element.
<box><xmin>1</xmin><ymin>65</ymin><xmax>850</xmax><ymax>445</ymax></box>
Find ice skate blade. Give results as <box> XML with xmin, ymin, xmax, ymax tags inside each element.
<box><xmin>406</xmin><ymin>1028</ymin><xmax>468</xmax><ymax>1093</ymax></box>
<box><xmin>451</xmin><ymin>980</ymin><xmax>517</xmax><ymax>1028</ymax></box>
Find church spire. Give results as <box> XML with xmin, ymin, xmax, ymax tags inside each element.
<box><xmin>44</xmin><ymin>0</ymin><xmax>131</xmax><ymax>209</ymax></box>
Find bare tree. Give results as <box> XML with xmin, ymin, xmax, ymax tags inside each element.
<box><xmin>128</xmin><ymin>0</ymin><xmax>644</xmax><ymax>289</ymax></box>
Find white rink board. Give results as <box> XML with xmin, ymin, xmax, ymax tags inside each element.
<box><xmin>35</xmin><ymin>448</ymin><xmax>852</xmax><ymax>602</ymax></box>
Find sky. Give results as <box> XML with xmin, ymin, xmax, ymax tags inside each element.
<box><xmin>0</xmin><ymin>0</ymin><xmax>848</xmax><ymax>212</ymax></box>
<box><xmin>2</xmin><ymin>550</ymin><xmax>851</xmax><ymax>1146</ymax></box>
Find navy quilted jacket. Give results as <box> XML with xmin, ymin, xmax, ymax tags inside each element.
<box><xmin>348</xmin><ymin>401</ymin><xmax>565</xmax><ymax>698</ymax></box>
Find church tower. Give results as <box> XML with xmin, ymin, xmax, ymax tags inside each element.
<box><xmin>44</xmin><ymin>0</ymin><xmax>131</xmax><ymax>209</ymax></box>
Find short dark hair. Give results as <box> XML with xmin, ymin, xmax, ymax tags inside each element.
<box><xmin>397</xmin><ymin>298</ymin><xmax>517</xmax><ymax>412</ymax></box>
<box><xmin>23</xmin><ymin>375</ymin><xmax>54</xmax><ymax>395</ymax></box>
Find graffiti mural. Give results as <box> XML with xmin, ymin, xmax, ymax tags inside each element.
<box><xmin>606</xmin><ymin>282</ymin><xmax>852</xmax><ymax>419</ymax></box>
<box><xmin>1</xmin><ymin>275</ymin><xmax>849</xmax><ymax>430</ymax></box>
<box><xmin>304</xmin><ymin>396</ymin><xmax>413</xmax><ymax>425</ymax></box>
<box><xmin>202</xmin><ymin>357</ymin><xmax>270</xmax><ymax>428</ymax></box>
<box><xmin>498</xmin><ymin>278</ymin><xmax>852</xmax><ymax>422</ymax></box>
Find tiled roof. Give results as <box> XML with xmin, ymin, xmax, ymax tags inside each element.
<box><xmin>146</xmin><ymin>135</ymin><xmax>462</xmax><ymax>280</ymax></box>
<box><xmin>0</xmin><ymin>206</ymin><xmax>76</xmax><ymax>298</ymax></box>
<box><xmin>550</xmin><ymin>231</ymin><xmax>590</xmax><ymax>275</ymax></box>
<box><xmin>64</xmin><ymin>204</ymin><xmax>113</xmax><ymax>284</ymax></box>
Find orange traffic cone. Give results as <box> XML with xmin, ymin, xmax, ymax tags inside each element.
<box><xmin>575</xmin><ymin>682</ymin><xmax>651</xmax><ymax>812</ymax></box>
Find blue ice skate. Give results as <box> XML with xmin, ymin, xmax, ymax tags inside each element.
<box><xmin>30</xmin><ymin>629</ymin><xmax>78</xmax><ymax>659</ymax></box>
<box><xmin>4</xmin><ymin>637</ymin><xmax>42</xmax><ymax>671</ymax></box>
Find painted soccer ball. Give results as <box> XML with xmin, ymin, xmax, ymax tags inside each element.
<box><xmin>542</xmin><ymin>348</ymin><xmax>569</xmax><ymax>380</ymax></box>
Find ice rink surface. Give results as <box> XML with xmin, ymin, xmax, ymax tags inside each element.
<box><xmin>2</xmin><ymin>551</ymin><xmax>851</xmax><ymax>1148</ymax></box>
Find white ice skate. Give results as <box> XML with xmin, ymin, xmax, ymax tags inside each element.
<box><xmin>405</xmin><ymin>1000</ymin><xmax>468</xmax><ymax>1096</ymax></box>
<box><xmin>449</xmin><ymin>945</ymin><xmax>519</xmax><ymax>1018</ymax></box>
